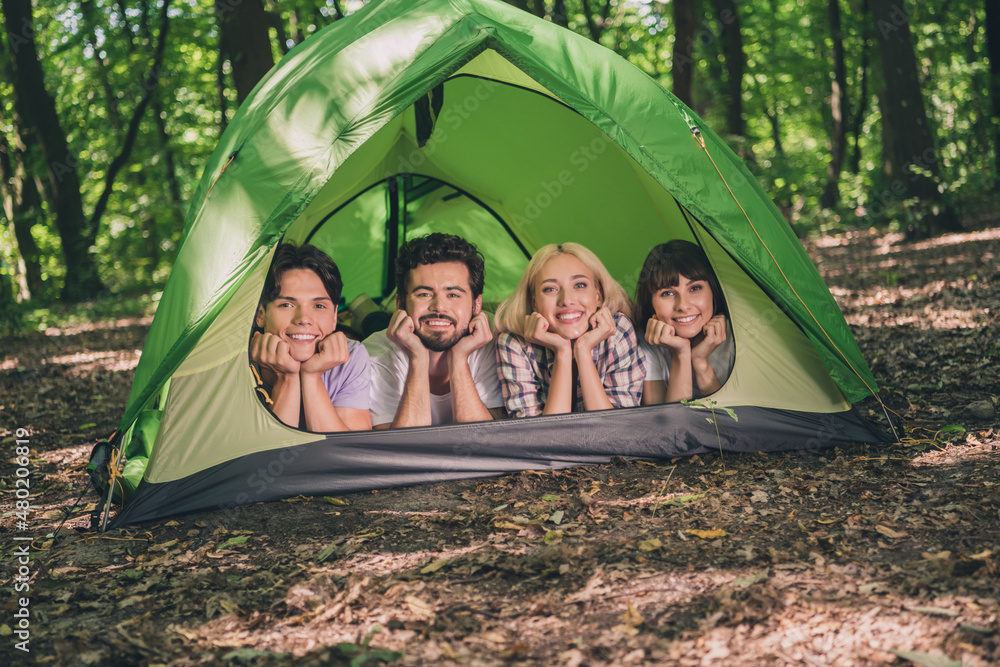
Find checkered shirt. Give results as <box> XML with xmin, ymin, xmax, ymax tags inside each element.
<box><xmin>495</xmin><ymin>312</ymin><xmax>645</xmax><ymax>418</ymax></box>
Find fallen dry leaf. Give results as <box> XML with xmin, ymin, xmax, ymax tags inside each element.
<box><xmin>637</xmin><ymin>537</ymin><xmax>662</xmax><ymax>552</ymax></box>
<box><xmin>875</xmin><ymin>525</ymin><xmax>908</xmax><ymax>539</ymax></box>
<box><xmin>686</xmin><ymin>529</ymin><xmax>728</xmax><ymax>540</ymax></box>
<box><xmin>420</xmin><ymin>558</ymin><xmax>449</xmax><ymax>574</ymax></box>
<box><xmin>405</xmin><ymin>595</ymin><xmax>435</xmax><ymax>620</ymax></box>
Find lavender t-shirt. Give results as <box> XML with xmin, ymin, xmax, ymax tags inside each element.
<box><xmin>320</xmin><ymin>339</ymin><xmax>372</xmax><ymax>410</ymax></box>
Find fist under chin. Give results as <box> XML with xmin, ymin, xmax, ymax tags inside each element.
<box><xmin>289</xmin><ymin>348</ymin><xmax>317</xmax><ymax>363</ymax></box>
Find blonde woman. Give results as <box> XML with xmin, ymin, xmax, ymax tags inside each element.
<box><xmin>494</xmin><ymin>243</ymin><xmax>644</xmax><ymax>418</ymax></box>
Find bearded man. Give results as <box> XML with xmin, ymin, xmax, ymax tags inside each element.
<box><xmin>364</xmin><ymin>233</ymin><xmax>504</xmax><ymax>428</ymax></box>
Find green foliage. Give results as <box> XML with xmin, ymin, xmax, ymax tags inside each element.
<box><xmin>0</xmin><ymin>0</ymin><xmax>994</xmax><ymax>301</ymax></box>
<box><xmin>336</xmin><ymin>626</ymin><xmax>403</xmax><ymax>666</ymax></box>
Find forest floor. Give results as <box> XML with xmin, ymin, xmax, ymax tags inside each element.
<box><xmin>1</xmin><ymin>222</ymin><xmax>998</xmax><ymax>667</ymax></box>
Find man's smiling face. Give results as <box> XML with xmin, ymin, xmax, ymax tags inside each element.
<box><xmin>401</xmin><ymin>261</ymin><xmax>481</xmax><ymax>352</ymax></box>
<box><xmin>255</xmin><ymin>268</ymin><xmax>337</xmax><ymax>361</ymax></box>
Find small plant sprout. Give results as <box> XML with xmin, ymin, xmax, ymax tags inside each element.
<box><xmin>681</xmin><ymin>398</ymin><xmax>738</xmax><ymax>463</ymax></box>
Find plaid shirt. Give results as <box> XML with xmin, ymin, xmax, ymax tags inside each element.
<box><xmin>495</xmin><ymin>312</ymin><xmax>645</xmax><ymax>418</ymax></box>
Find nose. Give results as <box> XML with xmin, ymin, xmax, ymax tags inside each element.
<box><xmin>556</xmin><ymin>287</ymin><xmax>570</xmax><ymax>306</ymax></box>
<box><xmin>293</xmin><ymin>305</ymin><xmax>312</xmax><ymax>323</ymax></box>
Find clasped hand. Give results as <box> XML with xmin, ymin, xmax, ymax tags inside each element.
<box><xmin>386</xmin><ymin>309</ymin><xmax>492</xmax><ymax>359</ymax></box>
<box><xmin>524</xmin><ymin>307</ymin><xmax>615</xmax><ymax>357</ymax></box>
<box><xmin>645</xmin><ymin>314</ymin><xmax>726</xmax><ymax>361</ymax></box>
<box><xmin>250</xmin><ymin>331</ymin><xmax>349</xmax><ymax>378</ymax></box>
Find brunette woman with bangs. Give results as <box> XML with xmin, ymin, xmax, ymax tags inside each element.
<box><xmin>634</xmin><ymin>240</ymin><xmax>734</xmax><ymax>404</ymax></box>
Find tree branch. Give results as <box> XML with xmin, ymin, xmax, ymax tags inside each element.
<box><xmin>85</xmin><ymin>0</ymin><xmax>172</xmax><ymax>242</ymax></box>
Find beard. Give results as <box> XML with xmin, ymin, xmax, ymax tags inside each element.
<box><xmin>415</xmin><ymin>315</ymin><xmax>469</xmax><ymax>352</ymax></box>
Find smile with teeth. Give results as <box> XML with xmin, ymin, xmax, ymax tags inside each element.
<box><xmin>673</xmin><ymin>314</ymin><xmax>700</xmax><ymax>325</ymax></box>
<box><xmin>288</xmin><ymin>333</ymin><xmax>318</xmax><ymax>341</ymax></box>
<box><xmin>556</xmin><ymin>311</ymin><xmax>584</xmax><ymax>323</ymax></box>
<box><xmin>421</xmin><ymin>317</ymin><xmax>454</xmax><ymax>328</ymax></box>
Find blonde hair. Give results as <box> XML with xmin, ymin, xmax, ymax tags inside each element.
<box><xmin>494</xmin><ymin>243</ymin><xmax>634</xmax><ymax>335</ymax></box>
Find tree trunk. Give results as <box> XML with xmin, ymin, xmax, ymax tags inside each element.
<box><xmin>2</xmin><ymin>0</ymin><xmax>105</xmax><ymax>300</ymax></box>
<box><xmin>576</xmin><ymin>0</ymin><xmax>611</xmax><ymax>44</ymax></box>
<box><xmin>848</xmin><ymin>13</ymin><xmax>870</xmax><ymax>175</ymax></box>
<box><xmin>821</xmin><ymin>0</ymin><xmax>848</xmax><ymax>209</ymax></box>
<box><xmin>710</xmin><ymin>0</ymin><xmax>746</xmax><ymax>137</ymax></box>
<box><xmin>153</xmin><ymin>101</ymin><xmax>184</xmax><ymax>215</ymax></box>
<box><xmin>0</xmin><ymin>262</ymin><xmax>23</xmax><ymax>329</ymax></box>
<box><xmin>551</xmin><ymin>0</ymin><xmax>568</xmax><ymax>27</ymax></box>
<box><xmin>871</xmin><ymin>0</ymin><xmax>959</xmax><ymax>235</ymax></box>
<box><xmin>0</xmin><ymin>64</ymin><xmax>45</xmax><ymax>299</ymax></box>
<box><xmin>81</xmin><ymin>0</ymin><xmax>124</xmax><ymax>132</ymax></box>
<box><xmin>217</xmin><ymin>36</ymin><xmax>229</xmax><ymax>134</ymax></box>
<box><xmin>759</xmin><ymin>86</ymin><xmax>784</xmax><ymax>156</ymax></box>
<box><xmin>672</xmin><ymin>0</ymin><xmax>695</xmax><ymax>107</ymax></box>
<box><xmin>85</xmin><ymin>0</ymin><xmax>172</xmax><ymax>250</ymax></box>
<box><xmin>710</xmin><ymin>0</ymin><xmax>754</xmax><ymax>165</ymax></box>
<box><xmin>0</xmin><ymin>122</ymin><xmax>44</xmax><ymax>299</ymax></box>
<box><xmin>216</xmin><ymin>0</ymin><xmax>275</xmax><ymax>105</ymax></box>
<box><xmin>986</xmin><ymin>0</ymin><xmax>1000</xmax><ymax>183</ymax></box>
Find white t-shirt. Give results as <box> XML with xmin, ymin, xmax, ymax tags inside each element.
<box><xmin>640</xmin><ymin>327</ymin><xmax>735</xmax><ymax>398</ymax></box>
<box><xmin>362</xmin><ymin>329</ymin><xmax>504</xmax><ymax>426</ymax></box>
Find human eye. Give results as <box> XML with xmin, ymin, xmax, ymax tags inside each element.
<box><xmin>574</xmin><ymin>281</ymin><xmax>589</xmax><ymax>290</ymax></box>
<box><xmin>658</xmin><ymin>289</ymin><xmax>674</xmax><ymax>298</ymax></box>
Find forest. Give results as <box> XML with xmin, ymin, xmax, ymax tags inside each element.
<box><xmin>1</xmin><ymin>1</ymin><xmax>999</xmax><ymax>665</ymax></box>
<box><xmin>1</xmin><ymin>0</ymin><xmax>997</xmax><ymax>310</ymax></box>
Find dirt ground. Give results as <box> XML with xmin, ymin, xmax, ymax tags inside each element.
<box><xmin>1</xmin><ymin>223</ymin><xmax>998</xmax><ymax>666</ymax></box>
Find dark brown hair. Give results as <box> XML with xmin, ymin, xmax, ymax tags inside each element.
<box><xmin>395</xmin><ymin>233</ymin><xmax>485</xmax><ymax>298</ymax></box>
<box><xmin>261</xmin><ymin>243</ymin><xmax>343</xmax><ymax>306</ymax></box>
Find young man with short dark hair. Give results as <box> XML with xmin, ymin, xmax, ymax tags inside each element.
<box><xmin>364</xmin><ymin>233</ymin><xmax>503</xmax><ymax>428</ymax></box>
<box><xmin>251</xmin><ymin>243</ymin><xmax>372</xmax><ymax>432</ymax></box>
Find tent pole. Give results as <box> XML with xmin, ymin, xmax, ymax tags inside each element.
<box><xmin>876</xmin><ymin>393</ymin><xmax>901</xmax><ymax>443</ymax></box>
<box><xmin>385</xmin><ymin>176</ymin><xmax>400</xmax><ymax>295</ymax></box>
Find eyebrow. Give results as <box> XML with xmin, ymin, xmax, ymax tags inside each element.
<box><xmin>410</xmin><ymin>285</ymin><xmax>468</xmax><ymax>293</ymax></box>
<box><xmin>540</xmin><ymin>275</ymin><xmax>590</xmax><ymax>283</ymax></box>
<box><xmin>275</xmin><ymin>295</ymin><xmax>333</xmax><ymax>302</ymax></box>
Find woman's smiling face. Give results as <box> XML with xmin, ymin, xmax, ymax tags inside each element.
<box><xmin>650</xmin><ymin>273</ymin><xmax>715</xmax><ymax>339</ymax></box>
<box><xmin>532</xmin><ymin>253</ymin><xmax>603</xmax><ymax>340</ymax></box>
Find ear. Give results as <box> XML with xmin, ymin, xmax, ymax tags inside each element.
<box><xmin>596</xmin><ymin>285</ymin><xmax>604</xmax><ymax>306</ymax></box>
<box><xmin>473</xmin><ymin>294</ymin><xmax>483</xmax><ymax>316</ymax></box>
<box><xmin>255</xmin><ymin>305</ymin><xmax>266</xmax><ymax>330</ymax></box>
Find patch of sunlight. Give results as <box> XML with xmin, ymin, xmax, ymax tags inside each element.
<box><xmin>329</xmin><ymin>543</ymin><xmax>488</xmax><ymax>578</ymax></box>
<box><xmin>904</xmin><ymin>227</ymin><xmax>1000</xmax><ymax>252</ymax></box>
<box><xmin>47</xmin><ymin>350</ymin><xmax>141</xmax><ymax>373</ymax></box>
<box><xmin>44</xmin><ymin>315</ymin><xmax>153</xmax><ymax>336</ymax></box>
<box><xmin>843</xmin><ymin>307</ymin><xmax>991</xmax><ymax>329</ymax></box>
<box><xmin>33</xmin><ymin>442</ymin><xmax>92</xmax><ymax>465</ymax></box>
<box><xmin>600</xmin><ymin>491</ymin><xmax>706</xmax><ymax>508</ymax></box>
<box><xmin>910</xmin><ymin>431</ymin><xmax>999</xmax><ymax>467</ymax></box>
<box><xmin>1</xmin><ymin>358</ymin><xmax>19</xmax><ymax>370</ymax></box>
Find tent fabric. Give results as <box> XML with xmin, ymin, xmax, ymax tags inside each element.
<box><xmin>111</xmin><ymin>402</ymin><xmax>883</xmax><ymax>526</ymax></box>
<box><xmin>96</xmin><ymin>0</ymin><xmax>887</xmax><ymax>527</ymax></box>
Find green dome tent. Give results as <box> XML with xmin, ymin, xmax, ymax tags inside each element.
<box><xmin>91</xmin><ymin>0</ymin><xmax>886</xmax><ymax>526</ymax></box>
